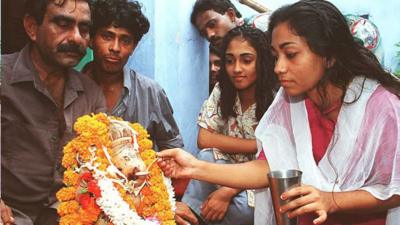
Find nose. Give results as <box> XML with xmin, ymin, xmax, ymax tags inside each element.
<box><xmin>211</xmin><ymin>63</ymin><xmax>219</xmax><ymax>73</ymax></box>
<box><xmin>233</xmin><ymin>61</ymin><xmax>242</xmax><ymax>73</ymax></box>
<box><xmin>68</xmin><ymin>26</ymin><xmax>86</xmax><ymax>45</ymax></box>
<box><xmin>206</xmin><ymin>28</ymin><xmax>215</xmax><ymax>41</ymax></box>
<box><xmin>109</xmin><ymin>39</ymin><xmax>121</xmax><ymax>53</ymax></box>
<box><xmin>274</xmin><ymin>57</ymin><xmax>287</xmax><ymax>75</ymax></box>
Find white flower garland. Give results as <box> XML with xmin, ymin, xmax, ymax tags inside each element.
<box><xmin>95</xmin><ymin>174</ymin><xmax>159</xmax><ymax>225</ymax></box>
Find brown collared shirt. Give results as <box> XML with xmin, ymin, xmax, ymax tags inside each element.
<box><xmin>1</xmin><ymin>44</ymin><xmax>107</xmax><ymax>209</ymax></box>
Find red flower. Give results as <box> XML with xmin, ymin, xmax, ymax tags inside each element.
<box><xmin>87</xmin><ymin>180</ymin><xmax>101</xmax><ymax>198</ymax></box>
<box><xmin>80</xmin><ymin>172</ymin><xmax>93</xmax><ymax>182</ymax></box>
<box><xmin>78</xmin><ymin>193</ymin><xmax>91</xmax><ymax>209</ymax></box>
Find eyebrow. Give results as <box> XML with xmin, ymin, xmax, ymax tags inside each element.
<box><xmin>226</xmin><ymin>53</ymin><xmax>256</xmax><ymax>57</ymax></box>
<box><xmin>51</xmin><ymin>14</ymin><xmax>75</xmax><ymax>24</ymax></box>
<box><xmin>51</xmin><ymin>14</ymin><xmax>91</xmax><ymax>27</ymax></box>
<box><xmin>278</xmin><ymin>42</ymin><xmax>296</xmax><ymax>49</ymax></box>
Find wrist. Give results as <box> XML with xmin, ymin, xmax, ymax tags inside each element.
<box><xmin>327</xmin><ymin>192</ymin><xmax>341</xmax><ymax>214</ymax></box>
<box><xmin>220</xmin><ymin>186</ymin><xmax>241</xmax><ymax>197</ymax></box>
<box><xmin>191</xmin><ymin>158</ymin><xmax>206</xmax><ymax>180</ymax></box>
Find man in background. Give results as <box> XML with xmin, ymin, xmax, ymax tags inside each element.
<box><xmin>208</xmin><ymin>44</ymin><xmax>222</xmax><ymax>94</ymax></box>
<box><xmin>84</xmin><ymin>0</ymin><xmax>184</xmax><ymax>151</ymax></box>
<box><xmin>190</xmin><ymin>0</ymin><xmax>269</xmax><ymax>47</ymax></box>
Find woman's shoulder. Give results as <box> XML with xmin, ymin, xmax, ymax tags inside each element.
<box><xmin>366</xmin><ymin>85</ymin><xmax>400</xmax><ymax>120</ymax></box>
<box><xmin>368</xmin><ymin>86</ymin><xmax>399</xmax><ymax>108</ymax></box>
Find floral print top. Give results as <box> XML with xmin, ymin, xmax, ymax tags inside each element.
<box><xmin>197</xmin><ymin>83</ymin><xmax>258</xmax><ymax>163</ymax></box>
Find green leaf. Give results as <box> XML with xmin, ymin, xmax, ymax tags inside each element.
<box><xmin>79</xmin><ymin>188</ymin><xmax>88</xmax><ymax>194</ymax></box>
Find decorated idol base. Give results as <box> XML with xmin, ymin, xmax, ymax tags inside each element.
<box><xmin>56</xmin><ymin>113</ymin><xmax>176</xmax><ymax>225</ymax></box>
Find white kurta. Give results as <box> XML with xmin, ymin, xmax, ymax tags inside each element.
<box><xmin>254</xmin><ymin>77</ymin><xmax>400</xmax><ymax>225</ymax></box>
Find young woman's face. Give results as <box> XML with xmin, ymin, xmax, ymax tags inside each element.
<box><xmin>271</xmin><ymin>22</ymin><xmax>327</xmax><ymax>97</ymax></box>
<box><xmin>225</xmin><ymin>37</ymin><xmax>257</xmax><ymax>91</ymax></box>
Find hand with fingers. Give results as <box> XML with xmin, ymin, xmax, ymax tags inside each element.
<box><xmin>200</xmin><ymin>188</ymin><xmax>232</xmax><ymax>222</ymax></box>
<box><xmin>157</xmin><ymin>148</ymin><xmax>198</xmax><ymax>179</ymax></box>
<box><xmin>279</xmin><ymin>185</ymin><xmax>337</xmax><ymax>225</ymax></box>
<box><xmin>0</xmin><ymin>200</ymin><xmax>14</xmax><ymax>225</ymax></box>
<box><xmin>175</xmin><ymin>201</ymin><xmax>199</xmax><ymax>225</ymax></box>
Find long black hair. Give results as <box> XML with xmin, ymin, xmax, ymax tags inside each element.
<box><xmin>218</xmin><ymin>26</ymin><xmax>277</xmax><ymax>120</ymax></box>
<box><xmin>267</xmin><ymin>0</ymin><xmax>400</xmax><ymax>107</ymax></box>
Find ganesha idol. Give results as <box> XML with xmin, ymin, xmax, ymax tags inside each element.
<box><xmin>109</xmin><ymin>120</ymin><xmax>150</xmax><ymax>193</ymax></box>
<box><xmin>56</xmin><ymin>113</ymin><xmax>176</xmax><ymax>225</ymax></box>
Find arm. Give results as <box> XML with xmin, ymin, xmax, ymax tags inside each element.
<box><xmin>0</xmin><ymin>200</ymin><xmax>15</xmax><ymax>225</ymax></box>
<box><xmin>154</xmin><ymin>89</ymin><xmax>184</xmax><ymax>150</ymax></box>
<box><xmin>197</xmin><ymin>128</ymin><xmax>257</xmax><ymax>154</ymax></box>
<box><xmin>157</xmin><ymin>148</ymin><xmax>269</xmax><ymax>189</ymax></box>
<box><xmin>281</xmin><ymin>186</ymin><xmax>400</xmax><ymax>225</ymax></box>
<box><xmin>175</xmin><ymin>201</ymin><xmax>199</xmax><ymax>225</ymax></box>
<box><xmin>201</xmin><ymin>186</ymin><xmax>242</xmax><ymax>221</ymax></box>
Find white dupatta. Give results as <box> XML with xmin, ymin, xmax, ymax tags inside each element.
<box><xmin>254</xmin><ymin>77</ymin><xmax>400</xmax><ymax>225</ymax></box>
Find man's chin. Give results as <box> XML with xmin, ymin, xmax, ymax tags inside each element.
<box><xmin>211</xmin><ymin>39</ymin><xmax>223</xmax><ymax>48</ymax></box>
<box><xmin>102</xmin><ymin>64</ymin><xmax>124</xmax><ymax>74</ymax></box>
<box><xmin>58</xmin><ymin>60</ymin><xmax>80</xmax><ymax>69</ymax></box>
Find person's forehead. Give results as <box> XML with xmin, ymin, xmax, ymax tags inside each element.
<box><xmin>99</xmin><ymin>25</ymin><xmax>133</xmax><ymax>36</ymax></box>
<box><xmin>195</xmin><ymin>9</ymin><xmax>222</xmax><ymax>29</ymax></box>
<box><xmin>45</xmin><ymin>0</ymin><xmax>91</xmax><ymax>21</ymax></box>
<box><xmin>210</xmin><ymin>52</ymin><xmax>221</xmax><ymax>60</ymax></box>
<box><xmin>227</xmin><ymin>38</ymin><xmax>257</xmax><ymax>54</ymax></box>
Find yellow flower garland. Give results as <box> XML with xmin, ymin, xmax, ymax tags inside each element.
<box><xmin>57</xmin><ymin>113</ymin><xmax>176</xmax><ymax>225</ymax></box>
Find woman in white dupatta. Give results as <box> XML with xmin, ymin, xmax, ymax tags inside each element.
<box><xmin>157</xmin><ymin>0</ymin><xmax>400</xmax><ymax>224</ymax></box>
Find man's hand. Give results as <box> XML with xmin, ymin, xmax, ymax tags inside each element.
<box><xmin>175</xmin><ymin>201</ymin><xmax>198</xmax><ymax>225</ymax></box>
<box><xmin>0</xmin><ymin>200</ymin><xmax>14</xmax><ymax>225</ymax></box>
<box><xmin>201</xmin><ymin>187</ymin><xmax>238</xmax><ymax>222</ymax></box>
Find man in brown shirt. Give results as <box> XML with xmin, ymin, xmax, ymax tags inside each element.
<box><xmin>1</xmin><ymin>0</ymin><xmax>106</xmax><ymax>224</ymax></box>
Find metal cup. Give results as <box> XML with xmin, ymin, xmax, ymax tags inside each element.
<box><xmin>267</xmin><ymin>170</ymin><xmax>302</xmax><ymax>225</ymax></box>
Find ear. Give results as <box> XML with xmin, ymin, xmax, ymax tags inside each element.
<box><xmin>226</xmin><ymin>8</ymin><xmax>237</xmax><ymax>23</ymax></box>
<box><xmin>23</xmin><ymin>15</ymin><xmax>39</xmax><ymax>42</ymax></box>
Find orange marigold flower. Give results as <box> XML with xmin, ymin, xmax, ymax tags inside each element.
<box><xmin>94</xmin><ymin>113</ymin><xmax>110</xmax><ymax>126</ymax></box>
<box><xmin>57</xmin><ymin>200</ymin><xmax>80</xmax><ymax>216</ymax></box>
<box><xmin>56</xmin><ymin>187</ymin><xmax>77</xmax><ymax>202</ymax></box>
<box><xmin>59</xmin><ymin>213</ymin><xmax>81</xmax><ymax>225</ymax></box>
<box><xmin>162</xmin><ymin>220</ymin><xmax>176</xmax><ymax>225</ymax></box>
<box><xmin>61</xmin><ymin>153</ymin><xmax>77</xmax><ymax>169</ymax></box>
<box><xmin>139</xmin><ymin>139</ymin><xmax>153</xmax><ymax>150</ymax></box>
<box><xmin>78</xmin><ymin>207</ymin><xmax>100</xmax><ymax>225</ymax></box>
<box><xmin>63</xmin><ymin>170</ymin><xmax>80</xmax><ymax>186</ymax></box>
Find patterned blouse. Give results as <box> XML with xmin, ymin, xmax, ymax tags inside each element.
<box><xmin>197</xmin><ymin>83</ymin><xmax>258</xmax><ymax>163</ymax></box>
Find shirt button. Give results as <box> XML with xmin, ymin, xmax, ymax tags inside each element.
<box><xmin>50</xmin><ymin>135</ymin><xmax>58</xmax><ymax>142</ymax></box>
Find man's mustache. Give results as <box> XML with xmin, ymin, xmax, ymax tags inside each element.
<box><xmin>57</xmin><ymin>43</ymin><xmax>86</xmax><ymax>55</ymax></box>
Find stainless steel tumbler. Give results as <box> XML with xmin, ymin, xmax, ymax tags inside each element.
<box><xmin>267</xmin><ymin>170</ymin><xmax>302</xmax><ymax>225</ymax></box>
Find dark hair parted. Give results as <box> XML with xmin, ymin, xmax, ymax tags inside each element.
<box><xmin>24</xmin><ymin>0</ymin><xmax>92</xmax><ymax>25</ymax></box>
<box><xmin>218</xmin><ymin>26</ymin><xmax>277</xmax><ymax>121</ymax></box>
<box><xmin>91</xmin><ymin>0</ymin><xmax>149</xmax><ymax>44</ymax></box>
<box><xmin>267</xmin><ymin>0</ymin><xmax>400</xmax><ymax>106</ymax></box>
<box><xmin>190</xmin><ymin>0</ymin><xmax>242</xmax><ymax>25</ymax></box>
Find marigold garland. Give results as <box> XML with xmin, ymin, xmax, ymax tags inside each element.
<box><xmin>57</xmin><ymin>113</ymin><xmax>176</xmax><ymax>225</ymax></box>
